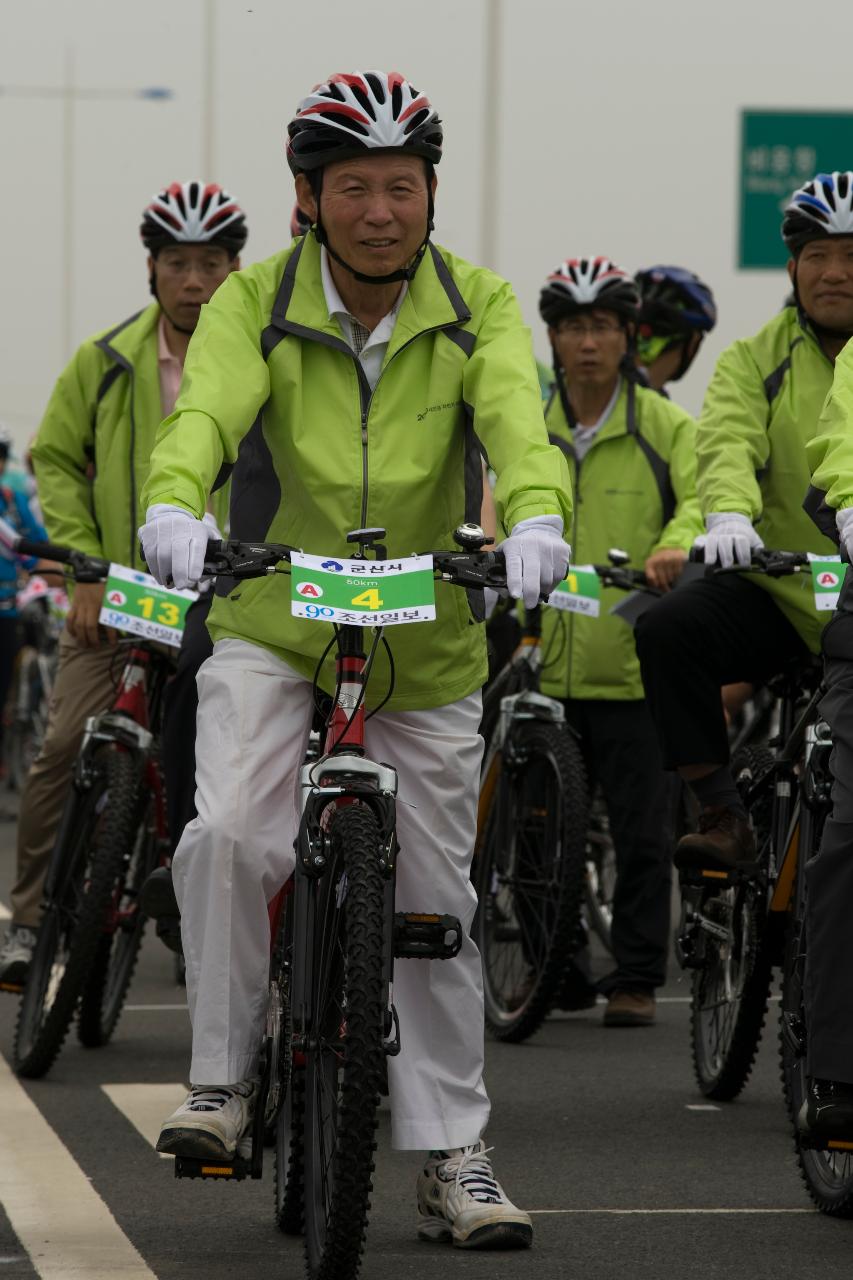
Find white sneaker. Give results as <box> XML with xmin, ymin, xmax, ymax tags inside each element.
<box><xmin>156</xmin><ymin>1080</ymin><xmax>257</xmax><ymax>1159</ymax></box>
<box><xmin>0</xmin><ymin>924</ymin><xmax>38</xmax><ymax>991</ymax></box>
<box><xmin>416</xmin><ymin>1140</ymin><xmax>533</xmax><ymax>1249</ymax></box>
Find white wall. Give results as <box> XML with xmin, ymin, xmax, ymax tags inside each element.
<box><xmin>2</xmin><ymin>0</ymin><xmax>851</xmax><ymax>447</ymax></box>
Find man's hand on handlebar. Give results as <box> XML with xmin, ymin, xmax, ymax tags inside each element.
<box><xmin>644</xmin><ymin>547</ymin><xmax>687</xmax><ymax>592</ymax></box>
<box><xmin>692</xmin><ymin>513</ymin><xmax>764</xmax><ymax>569</ymax></box>
<box><xmin>66</xmin><ymin>581</ymin><xmax>117</xmax><ymax>649</ymax></box>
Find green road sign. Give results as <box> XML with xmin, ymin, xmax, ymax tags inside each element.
<box><xmin>739</xmin><ymin>110</ymin><xmax>853</xmax><ymax>269</ymax></box>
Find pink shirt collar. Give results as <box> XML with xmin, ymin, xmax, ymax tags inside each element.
<box><xmin>157</xmin><ymin>315</ymin><xmax>184</xmax><ymax>418</ymax></box>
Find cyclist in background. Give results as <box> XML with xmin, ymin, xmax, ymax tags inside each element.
<box><xmin>539</xmin><ymin>257</ymin><xmax>701</xmax><ymax>1025</ymax></box>
<box><xmin>0</xmin><ymin>428</ymin><xmax>48</xmax><ymax>767</ymax></box>
<box><xmin>635</xmin><ymin>172</ymin><xmax>853</xmax><ymax>872</ymax></box>
<box><xmin>634</xmin><ymin>265</ymin><xmax>717</xmax><ymax>394</ymax></box>
<box><xmin>792</xmin><ymin>174</ymin><xmax>853</xmax><ymax>1142</ymax></box>
<box><xmin>0</xmin><ymin>182</ymin><xmax>246</xmax><ymax>988</ymax></box>
<box><xmin>139</xmin><ymin>70</ymin><xmax>571</xmax><ymax>1250</ymax></box>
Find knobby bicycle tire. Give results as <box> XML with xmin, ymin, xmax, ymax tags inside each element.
<box><xmin>475</xmin><ymin>719</ymin><xmax>588</xmax><ymax>1044</ymax></box>
<box><xmin>584</xmin><ymin>790</ymin><xmax>616</xmax><ymax>956</ymax></box>
<box><xmin>77</xmin><ymin>794</ymin><xmax>156</xmax><ymax>1048</ymax></box>
<box><xmin>6</xmin><ymin>650</ymin><xmax>48</xmax><ymax>793</ymax></box>
<box><xmin>778</xmin><ymin>804</ymin><xmax>853</xmax><ymax>1214</ymax></box>
<box><xmin>14</xmin><ymin>746</ymin><xmax>140</xmax><ymax>1078</ymax></box>
<box><xmin>275</xmin><ymin>1063</ymin><xmax>305</xmax><ymax>1235</ymax></box>
<box><xmin>689</xmin><ymin>746</ymin><xmax>775</xmax><ymax>1101</ymax></box>
<box><xmin>302</xmin><ymin>803</ymin><xmax>386</xmax><ymax>1279</ymax></box>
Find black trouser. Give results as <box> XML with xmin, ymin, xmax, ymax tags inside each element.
<box><xmin>806</xmin><ymin>576</ymin><xmax>853</xmax><ymax>1082</ymax></box>
<box><xmin>161</xmin><ymin>593</ymin><xmax>213</xmax><ymax>854</ymax></box>
<box><xmin>564</xmin><ymin>699</ymin><xmax>673</xmax><ymax>991</ymax></box>
<box><xmin>635</xmin><ymin>573</ymin><xmax>808</xmax><ymax>769</ymax></box>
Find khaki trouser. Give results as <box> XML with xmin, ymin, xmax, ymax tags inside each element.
<box><xmin>11</xmin><ymin>630</ymin><xmax>119</xmax><ymax>926</ymax></box>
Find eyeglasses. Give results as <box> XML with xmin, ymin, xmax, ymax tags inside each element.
<box><xmin>557</xmin><ymin>319</ymin><xmax>623</xmax><ymax>338</ymax></box>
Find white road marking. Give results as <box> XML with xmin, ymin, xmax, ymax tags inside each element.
<box><xmin>527</xmin><ymin>1208</ymin><xmax>814</xmax><ymax>1215</ymax></box>
<box><xmin>686</xmin><ymin>1104</ymin><xmax>721</xmax><ymax>1112</ymax></box>
<box><xmin>0</xmin><ymin>1053</ymin><xmax>157</xmax><ymax>1277</ymax></box>
<box><xmin>122</xmin><ymin>1004</ymin><xmax>188</xmax><ymax>1012</ymax></box>
<box><xmin>101</xmin><ymin>1083</ymin><xmax>187</xmax><ymax>1161</ymax></box>
<box><xmin>0</xmin><ymin>899</ymin><xmax>10</xmax><ymax>921</ymax></box>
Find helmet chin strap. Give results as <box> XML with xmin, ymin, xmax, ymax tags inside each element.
<box><xmin>149</xmin><ymin>269</ymin><xmax>197</xmax><ymax>336</ymax></box>
<box><xmin>311</xmin><ymin>169</ymin><xmax>434</xmax><ymax>286</ymax></box>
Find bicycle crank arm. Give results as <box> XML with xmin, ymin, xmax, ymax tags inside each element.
<box><xmin>393</xmin><ymin>912</ymin><xmax>462</xmax><ymax>959</ymax></box>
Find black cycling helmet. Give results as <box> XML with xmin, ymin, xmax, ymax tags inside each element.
<box><xmin>635</xmin><ymin>265</ymin><xmax>717</xmax><ymax>381</ymax></box>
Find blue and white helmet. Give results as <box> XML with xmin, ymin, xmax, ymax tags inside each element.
<box><xmin>782</xmin><ymin>172</ymin><xmax>853</xmax><ymax>252</ymax></box>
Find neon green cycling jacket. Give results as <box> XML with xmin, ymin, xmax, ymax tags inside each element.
<box><xmin>696</xmin><ymin>306</ymin><xmax>836</xmax><ymax>653</ymax></box>
<box><xmin>31</xmin><ymin>302</ymin><xmax>229</xmax><ymax>570</ymax></box>
<box><xmin>804</xmin><ymin>335</ymin><xmax>853</xmax><ymax>525</ymax></box>
<box><xmin>141</xmin><ymin>234</ymin><xmax>572</xmax><ymax>711</ymax></box>
<box><xmin>539</xmin><ymin>378</ymin><xmax>702</xmax><ymax>701</ymax></box>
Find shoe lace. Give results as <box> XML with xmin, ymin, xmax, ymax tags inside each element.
<box><xmin>186</xmin><ymin>1081</ymin><xmax>253</xmax><ymax>1113</ymax></box>
<box><xmin>443</xmin><ymin>1145</ymin><xmax>502</xmax><ymax>1204</ymax></box>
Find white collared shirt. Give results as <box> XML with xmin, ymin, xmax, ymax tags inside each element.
<box><xmin>320</xmin><ymin>247</ymin><xmax>407</xmax><ymax>392</ymax></box>
<box><xmin>573</xmin><ymin>377</ymin><xmax>622</xmax><ymax>461</ymax></box>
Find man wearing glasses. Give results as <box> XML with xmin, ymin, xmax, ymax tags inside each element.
<box><xmin>539</xmin><ymin>257</ymin><xmax>701</xmax><ymax>1026</ymax></box>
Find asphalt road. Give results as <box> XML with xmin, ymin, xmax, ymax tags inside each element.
<box><xmin>0</xmin><ymin>800</ymin><xmax>851</xmax><ymax>1280</ymax></box>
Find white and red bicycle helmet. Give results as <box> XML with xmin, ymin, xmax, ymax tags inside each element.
<box><xmin>140</xmin><ymin>181</ymin><xmax>247</xmax><ymax>256</ymax></box>
<box><xmin>539</xmin><ymin>257</ymin><xmax>640</xmax><ymax>326</ymax></box>
<box><xmin>286</xmin><ymin>71</ymin><xmax>442</xmax><ymax>174</ymax></box>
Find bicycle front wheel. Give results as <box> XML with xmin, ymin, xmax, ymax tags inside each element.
<box><xmin>302</xmin><ymin>803</ymin><xmax>386</xmax><ymax>1280</ymax></box>
<box><xmin>14</xmin><ymin>746</ymin><xmax>141</xmax><ymax>1078</ymax></box>
<box><xmin>475</xmin><ymin>719</ymin><xmax>588</xmax><ymax>1044</ymax></box>
<box><xmin>77</xmin><ymin>793</ymin><xmax>157</xmax><ymax>1047</ymax></box>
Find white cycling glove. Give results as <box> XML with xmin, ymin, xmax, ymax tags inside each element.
<box><xmin>836</xmin><ymin>507</ymin><xmax>853</xmax><ymax>564</ymax></box>
<box><xmin>499</xmin><ymin>515</ymin><xmax>571</xmax><ymax>609</ymax></box>
<box><xmin>139</xmin><ymin>503</ymin><xmax>212</xmax><ymax>590</ymax></box>
<box><xmin>693</xmin><ymin>512</ymin><xmax>764</xmax><ymax>569</ymax></box>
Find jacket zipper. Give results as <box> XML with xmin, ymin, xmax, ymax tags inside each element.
<box><xmin>351</xmin><ymin>320</ymin><xmax>467</xmax><ymax>535</ymax></box>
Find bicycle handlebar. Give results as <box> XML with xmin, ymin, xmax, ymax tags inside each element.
<box><xmin>202</xmin><ymin>539</ymin><xmax>509</xmax><ymax>591</ymax></box>
<box><xmin>688</xmin><ymin>546</ymin><xmax>812</xmax><ymax>576</ymax></box>
<box><xmin>591</xmin><ymin>563</ymin><xmax>657</xmax><ymax>595</ymax></box>
<box><xmin>2</xmin><ymin>524</ymin><xmax>111</xmax><ymax>584</ymax></box>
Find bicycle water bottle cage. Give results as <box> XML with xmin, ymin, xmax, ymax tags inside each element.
<box><xmin>346</xmin><ymin>527</ymin><xmax>387</xmax><ymax>558</ymax></box>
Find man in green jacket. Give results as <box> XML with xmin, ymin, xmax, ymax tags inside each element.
<box><xmin>539</xmin><ymin>256</ymin><xmax>702</xmax><ymax>1026</ymax></box>
<box><xmin>635</xmin><ymin>173</ymin><xmax>852</xmax><ymax>872</ymax></box>
<box><xmin>0</xmin><ymin>182</ymin><xmax>245</xmax><ymax>988</ymax></box>
<box><xmin>139</xmin><ymin>71</ymin><xmax>571</xmax><ymax>1250</ymax></box>
<box><xmin>787</xmin><ymin>173</ymin><xmax>853</xmax><ymax>1144</ymax></box>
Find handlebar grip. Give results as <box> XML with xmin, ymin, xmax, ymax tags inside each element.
<box><xmin>16</xmin><ymin>538</ymin><xmax>73</xmax><ymax>563</ymax></box>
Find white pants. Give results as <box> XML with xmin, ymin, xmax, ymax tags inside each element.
<box><xmin>173</xmin><ymin>637</ymin><xmax>491</xmax><ymax>1151</ymax></box>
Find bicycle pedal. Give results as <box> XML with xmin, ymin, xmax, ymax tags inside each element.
<box><xmin>173</xmin><ymin>1155</ymin><xmax>250</xmax><ymax>1181</ymax></box>
<box><xmin>678</xmin><ymin>865</ymin><xmax>737</xmax><ymax>888</ymax></box>
<box><xmin>0</xmin><ymin>981</ymin><xmax>24</xmax><ymax>994</ymax></box>
<box><xmin>393</xmin><ymin>912</ymin><xmax>462</xmax><ymax>960</ymax></box>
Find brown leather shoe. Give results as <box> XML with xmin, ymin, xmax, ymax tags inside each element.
<box><xmin>674</xmin><ymin>805</ymin><xmax>757</xmax><ymax>873</ymax></box>
<box><xmin>603</xmin><ymin>989</ymin><xmax>655</xmax><ymax>1027</ymax></box>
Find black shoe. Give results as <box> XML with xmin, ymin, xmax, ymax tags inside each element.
<box><xmin>797</xmin><ymin>1078</ymin><xmax>853</xmax><ymax>1148</ymax></box>
<box><xmin>674</xmin><ymin>806</ymin><xmax>757</xmax><ymax>873</ymax></box>
<box><xmin>140</xmin><ymin>867</ymin><xmax>183</xmax><ymax>955</ymax></box>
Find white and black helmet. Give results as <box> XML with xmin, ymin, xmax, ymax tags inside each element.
<box><xmin>140</xmin><ymin>181</ymin><xmax>247</xmax><ymax>256</ymax></box>
<box><xmin>287</xmin><ymin>71</ymin><xmax>443</xmax><ymax>174</ymax></box>
<box><xmin>782</xmin><ymin>172</ymin><xmax>853</xmax><ymax>252</ymax></box>
<box><xmin>539</xmin><ymin>257</ymin><xmax>640</xmax><ymax>327</ymax></box>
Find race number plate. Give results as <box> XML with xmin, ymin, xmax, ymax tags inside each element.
<box><xmin>547</xmin><ymin>566</ymin><xmax>601</xmax><ymax>618</ymax></box>
<box><xmin>290</xmin><ymin>552</ymin><xmax>436</xmax><ymax>626</ymax></box>
<box><xmin>808</xmin><ymin>554</ymin><xmax>847</xmax><ymax>612</ymax></box>
<box><xmin>98</xmin><ymin>564</ymin><xmax>198</xmax><ymax>647</ymax></box>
